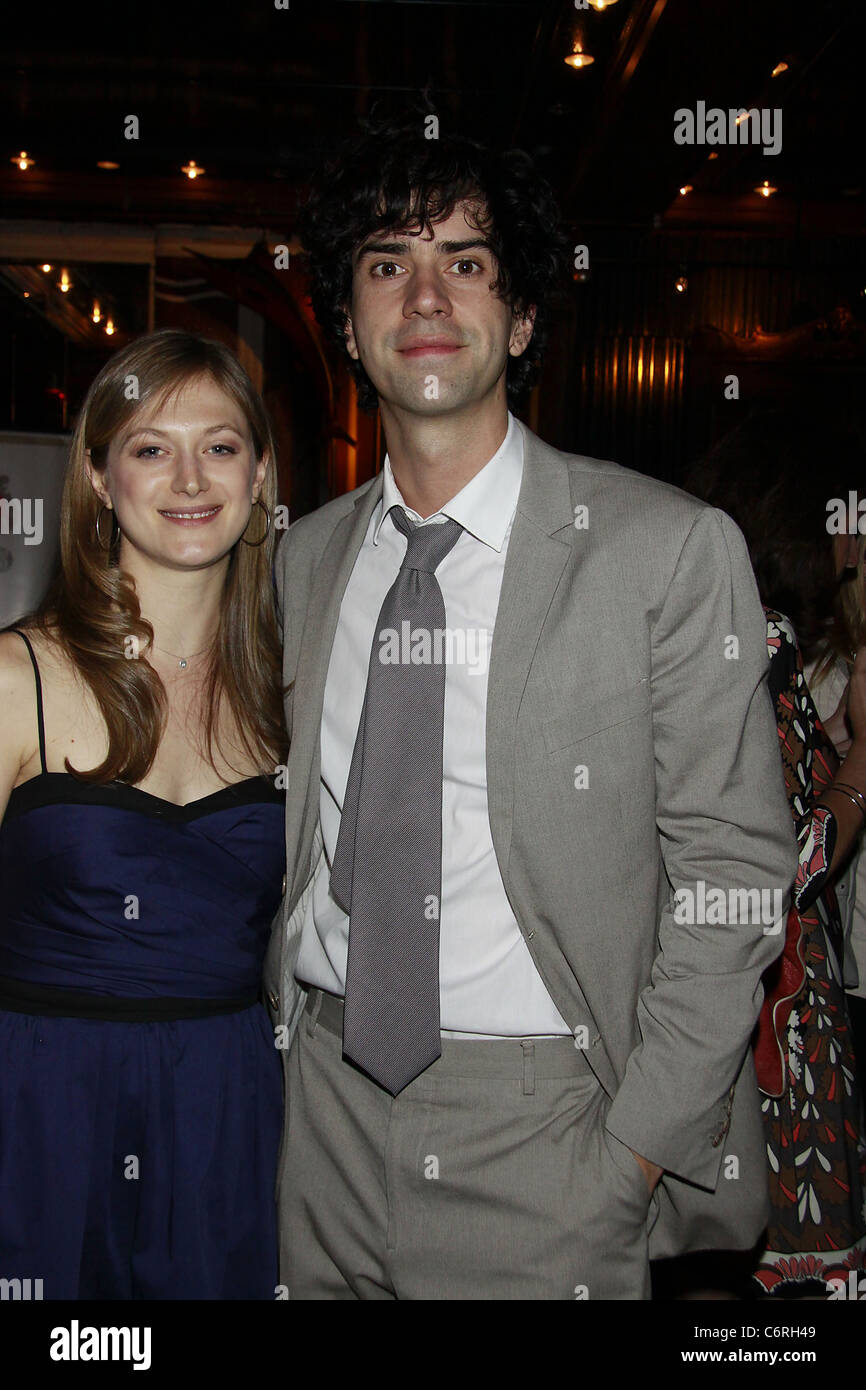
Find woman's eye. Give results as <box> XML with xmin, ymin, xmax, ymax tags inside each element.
<box><xmin>135</xmin><ymin>446</ymin><xmax>161</xmax><ymax>458</ymax></box>
<box><xmin>209</xmin><ymin>444</ymin><xmax>237</xmax><ymax>455</ymax></box>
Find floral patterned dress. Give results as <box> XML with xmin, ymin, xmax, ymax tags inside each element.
<box><xmin>752</xmin><ymin>610</ymin><xmax>866</xmax><ymax>1294</ymax></box>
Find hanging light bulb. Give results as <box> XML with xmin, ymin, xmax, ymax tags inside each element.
<box><xmin>12</xmin><ymin>150</ymin><xmax>34</xmax><ymax>171</ymax></box>
<box><xmin>105</xmin><ymin>318</ymin><xmax>116</xmax><ymax>336</ymax></box>
<box><xmin>587</xmin><ymin>0</ymin><xmax>618</xmax><ymax>8</ymax></box>
<box><xmin>92</xmin><ymin>301</ymin><xmax>102</xmax><ymax>324</ymax></box>
<box><xmin>679</xmin><ymin>185</ymin><xmax>693</xmax><ymax>196</ymax></box>
<box><xmin>754</xmin><ymin>180</ymin><xmax>777</xmax><ymax>198</ymax></box>
<box><xmin>771</xmin><ymin>61</ymin><xmax>789</xmax><ymax>77</ymax></box>
<box><xmin>675</xmin><ymin>274</ymin><xmax>688</xmax><ymax>294</ymax></box>
<box><xmin>58</xmin><ymin>268</ymin><xmax>72</xmax><ymax>293</ymax></box>
<box><xmin>182</xmin><ymin>159</ymin><xmax>204</xmax><ymax>179</ymax></box>
<box><xmin>565</xmin><ymin>40</ymin><xmax>594</xmax><ymax>69</ymax></box>
<box><xmin>41</xmin><ymin>263</ymin><xmax>52</xmax><ymax>273</ymax></box>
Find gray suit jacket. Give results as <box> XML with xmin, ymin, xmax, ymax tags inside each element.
<box><xmin>264</xmin><ymin>420</ymin><xmax>798</xmax><ymax>1260</ymax></box>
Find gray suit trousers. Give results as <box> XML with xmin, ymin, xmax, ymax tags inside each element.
<box><xmin>279</xmin><ymin>989</ymin><xmax>660</xmax><ymax>1299</ymax></box>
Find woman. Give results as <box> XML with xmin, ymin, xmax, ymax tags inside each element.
<box><xmin>685</xmin><ymin>409</ymin><xmax>866</xmax><ymax>1298</ymax></box>
<box><xmin>807</xmin><ymin>536</ymin><xmax>866</xmax><ymax>1086</ymax></box>
<box><xmin>0</xmin><ymin>329</ymin><xmax>286</xmax><ymax>1298</ymax></box>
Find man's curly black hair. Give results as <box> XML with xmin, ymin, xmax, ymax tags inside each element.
<box><xmin>296</xmin><ymin>113</ymin><xmax>570</xmax><ymax>413</ymax></box>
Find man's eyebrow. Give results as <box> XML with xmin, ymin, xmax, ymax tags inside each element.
<box><xmin>436</xmin><ymin>238</ymin><xmax>493</xmax><ymax>255</ymax></box>
<box><xmin>355</xmin><ymin>236</ymin><xmax>494</xmax><ymax>261</ymax></box>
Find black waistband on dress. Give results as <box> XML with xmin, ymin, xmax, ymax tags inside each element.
<box><xmin>0</xmin><ymin>973</ymin><xmax>259</xmax><ymax>1021</ymax></box>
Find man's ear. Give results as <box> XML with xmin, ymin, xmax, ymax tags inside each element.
<box><xmin>343</xmin><ymin>307</ymin><xmax>360</xmax><ymax>362</ymax></box>
<box><xmin>84</xmin><ymin>449</ymin><xmax>112</xmax><ymax>509</ymax></box>
<box><xmin>509</xmin><ymin>304</ymin><xmax>536</xmax><ymax>358</ymax></box>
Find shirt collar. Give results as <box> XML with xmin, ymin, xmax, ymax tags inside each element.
<box><xmin>372</xmin><ymin>411</ymin><xmax>523</xmax><ymax>554</ymax></box>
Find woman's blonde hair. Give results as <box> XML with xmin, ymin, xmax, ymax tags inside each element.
<box><xmin>34</xmin><ymin>328</ymin><xmax>286</xmax><ymax>783</ymax></box>
<box><xmin>811</xmin><ymin>533</ymin><xmax>866</xmax><ymax>686</ymax></box>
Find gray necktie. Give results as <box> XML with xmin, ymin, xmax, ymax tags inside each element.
<box><xmin>330</xmin><ymin>505</ymin><xmax>464</xmax><ymax>1095</ymax></box>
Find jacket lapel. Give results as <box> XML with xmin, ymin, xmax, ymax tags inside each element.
<box><xmin>486</xmin><ymin>421</ymin><xmax>575</xmax><ymax>873</ymax></box>
<box><xmin>286</xmin><ymin>477</ymin><xmax>383</xmax><ymax>904</ymax></box>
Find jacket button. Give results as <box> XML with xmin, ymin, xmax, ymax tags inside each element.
<box><xmin>268</xmin><ymin>991</ymin><xmax>279</xmax><ymax>1011</ymax></box>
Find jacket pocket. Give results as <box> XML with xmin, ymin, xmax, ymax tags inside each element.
<box><xmin>542</xmin><ymin>679</ymin><xmax>650</xmax><ymax>753</ymax></box>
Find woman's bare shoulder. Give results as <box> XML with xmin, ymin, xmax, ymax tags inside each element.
<box><xmin>0</xmin><ymin>628</ymin><xmax>43</xmax><ymax>774</ymax></box>
<box><xmin>0</xmin><ymin>623</ymin><xmax>69</xmax><ymax>682</ymax></box>
<box><xmin>0</xmin><ymin>625</ymin><xmax>83</xmax><ymax>722</ymax></box>
<box><xmin>0</xmin><ymin>626</ymin><xmax>37</xmax><ymax>681</ymax></box>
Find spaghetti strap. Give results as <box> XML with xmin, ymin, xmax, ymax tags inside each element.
<box><xmin>10</xmin><ymin>629</ymin><xmax>48</xmax><ymax>775</ymax></box>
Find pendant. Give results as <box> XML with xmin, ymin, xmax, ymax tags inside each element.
<box><xmin>178</xmin><ymin>658</ymin><xmax>188</xmax><ymax>670</ymax></box>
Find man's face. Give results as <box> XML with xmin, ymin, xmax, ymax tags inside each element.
<box><xmin>344</xmin><ymin>198</ymin><xmax>534</xmax><ymax>418</ymax></box>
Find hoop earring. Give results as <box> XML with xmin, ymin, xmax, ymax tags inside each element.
<box><xmin>240</xmin><ymin>497</ymin><xmax>271</xmax><ymax>548</ymax></box>
<box><xmin>95</xmin><ymin>505</ymin><xmax>118</xmax><ymax>551</ymax></box>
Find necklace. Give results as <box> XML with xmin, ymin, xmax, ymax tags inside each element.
<box><xmin>152</xmin><ymin>640</ymin><xmax>214</xmax><ymax>671</ymax></box>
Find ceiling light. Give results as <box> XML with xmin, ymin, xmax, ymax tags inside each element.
<box><xmin>12</xmin><ymin>150</ymin><xmax>34</xmax><ymax>171</ymax></box>
<box><xmin>565</xmin><ymin>42</ymin><xmax>594</xmax><ymax>69</ymax></box>
<box><xmin>754</xmin><ymin>180</ymin><xmax>777</xmax><ymax>197</ymax></box>
<box><xmin>182</xmin><ymin>159</ymin><xmax>204</xmax><ymax>179</ymax></box>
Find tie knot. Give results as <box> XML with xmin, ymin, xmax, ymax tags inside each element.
<box><xmin>389</xmin><ymin>507</ymin><xmax>463</xmax><ymax>574</ymax></box>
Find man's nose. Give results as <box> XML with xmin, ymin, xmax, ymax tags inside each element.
<box><xmin>402</xmin><ymin>265</ymin><xmax>452</xmax><ymax>317</ymax></box>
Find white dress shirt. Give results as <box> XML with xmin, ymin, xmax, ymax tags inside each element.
<box><xmin>295</xmin><ymin>412</ymin><xmax>572</xmax><ymax>1037</ymax></box>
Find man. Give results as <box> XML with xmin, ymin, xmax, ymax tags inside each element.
<box><xmin>264</xmin><ymin>116</ymin><xmax>797</xmax><ymax>1299</ymax></box>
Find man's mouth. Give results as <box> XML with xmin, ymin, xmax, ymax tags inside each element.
<box><xmin>398</xmin><ymin>340</ymin><xmax>464</xmax><ymax>357</ymax></box>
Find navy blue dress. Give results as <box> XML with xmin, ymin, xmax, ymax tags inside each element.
<box><xmin>0</xmin><ymin>632</ymin><xmax>285</xmax><ymax>1299</ymax></box>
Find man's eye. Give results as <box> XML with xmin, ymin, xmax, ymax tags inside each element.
<box><xmin>452</xmin><ymin>258</ymin><xmax>482</xmax><ymax>275</ymax></box>
<box><xmin>371</xmin><ymin>261</ymin><xmax>405</xmax><ymax>278</ymax></box>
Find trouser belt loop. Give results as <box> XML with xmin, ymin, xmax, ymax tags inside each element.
<box><xmin>520</xmin><ymin>1040</ymin><xmax>536</xmax><ymax>1096</ymax></box>
<box><xmin>305</xmin><ymin>987</ymin><xmax>325</xmax><ymax>1038</ymax></box>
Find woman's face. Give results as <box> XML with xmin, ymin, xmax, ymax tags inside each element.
<box><xmin>87</xmin><ymin>373</ymin><xmax>267</xmax><ymax>572</ymax></box>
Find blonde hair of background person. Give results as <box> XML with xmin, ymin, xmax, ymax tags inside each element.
<box><xmin>811</xmin><ymin>533</ymin><xmax>866</xmax><ymax>757</ymax></box>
